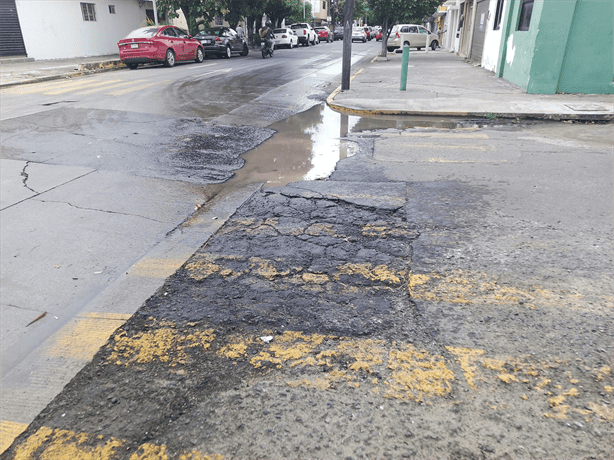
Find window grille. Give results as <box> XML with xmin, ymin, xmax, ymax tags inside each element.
<box><xmin>81</xmin><ymin>3</ymin><xmax>96</xmax><ymax>21</ymax></box>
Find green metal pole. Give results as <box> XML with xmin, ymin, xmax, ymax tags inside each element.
<box><xmin>400</xmin><ymin>45</ymin><xmax>409</xmax><ymax>90</ymax></box>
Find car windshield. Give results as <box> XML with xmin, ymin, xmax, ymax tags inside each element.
<box><xmin>125</xmin><ymin>27</ymin><xmax>160</xmax><ymax>39</ymax></box>
<box><xmin>291</xmin><ymin>24</ymin><xmax>307</xmax><ymax>29</ymax></box>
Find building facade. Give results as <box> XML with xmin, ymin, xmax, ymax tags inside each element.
<box><xmin>3</xmin><ymin>0</ymin><xmax>155</xmax><ymax>60</ymax></box>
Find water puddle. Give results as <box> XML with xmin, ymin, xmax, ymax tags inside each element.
<box><xmin>228</xmin><ymin>104</ymin><xmax>493</xmax><ymax>189</ymax></box>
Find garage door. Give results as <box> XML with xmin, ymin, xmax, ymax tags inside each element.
<box><xmin>0</xmin><ymin>0</ymin><xmax>27</xmax><ymax>57</ymax></box>
<box><xmin>470</xmin><ymin>0</ymin><xmax>489</xmax><ymax>62</ymax></box>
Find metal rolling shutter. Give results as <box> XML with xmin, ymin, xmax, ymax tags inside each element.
<box><xmin>470</xmin><ymin>0</ymin><xmax>489</xmax><ymax>62</ymax></box>
<box><xmin>0</xmin><ymin>0</ymin><xmax>27</xmax><ymax>57</ymax></box>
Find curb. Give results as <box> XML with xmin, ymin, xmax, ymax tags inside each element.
<box><xmin>0</xmin><ymin>60</ymin><xmax>126</xmax><ymax>89</ymax></box>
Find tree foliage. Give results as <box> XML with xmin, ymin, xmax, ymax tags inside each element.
<box><xmin>368</xmin><ymin>0</ymin><xmax>444</xmax><ymax>55</ymax></box>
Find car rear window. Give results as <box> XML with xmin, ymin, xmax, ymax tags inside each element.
<box><xmin>273</xmin><ymin>29</ymin><xmax>285</xmax><ymax>33</ymax></box>
<box><xmin>200</xmin><ymin>28</ymin><xmax>224</xmax><ymax>36</ymax></box>
<box><xmin>291</xmin><ymin>24</ymin><xmax>308</xmax><ymax>29</ymax></box>
<box><xmin>125</xmin><ymin>27</ymin><xmax>159</xmax><ymax>38</ymax></box>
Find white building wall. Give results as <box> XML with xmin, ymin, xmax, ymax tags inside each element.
<box><xmin>16</xmin><ymin>0</ymin><xmax>152</xmax><ymax>60</ymax></box>
<box><xmin>480</xmin><ymin>0</ymin><xmax>505</xmax><ymax>72</ymax></box>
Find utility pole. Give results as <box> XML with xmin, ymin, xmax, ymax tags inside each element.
<box><xmin>152</xmin><ymin>0</ymin><xmax>159</xmax><ymax>25</ymax></box>
<box><xmin>341</xmin><ymin>0</ymin><xmax>355</xmax><ymax>91</ymax></box>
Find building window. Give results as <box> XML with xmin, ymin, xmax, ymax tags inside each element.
<box><xmin>323</xmin><ymin>1</ymin><xmax>326</xmax><ymax>10</ymax></box>
<box><xmin>493</xmin><ymin>0</ymin><xmax>504</xmax><ymax>30</ymax></box>
<box><xmin>214</xmin><ymin>16</ymin><xmax>223</xmax><ymax>26</ymax></box>
<box><xmin>109</xmin><ymin>5</ymin><xmax>115</xmax><ymax>14</ymax></box>
<box><xmin>81</xmin><ymin>3</ymin><xmax>96</xmax><ymax>21</ymax></box>
<box><xmin>517</xmin><ymin>0</ymin><xmax>533</xmax><ymax>31</ymax></box>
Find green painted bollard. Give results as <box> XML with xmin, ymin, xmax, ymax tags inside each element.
<box><xmin>400</xmin><ymin>45</ymin><xmax>409</xmax><ymax>90</ymax></box>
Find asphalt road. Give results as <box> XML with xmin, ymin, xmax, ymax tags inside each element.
<box><xmin>0</xmin><ymin>39</ymin><xmax>377</xmax><ymax>450</ymax></box>
<box><xmin>1</xmin><ymin>39</ymin><xmax>613</xmax><ymax>459</ymax></box>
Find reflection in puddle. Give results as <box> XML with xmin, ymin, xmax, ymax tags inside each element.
<box><xmin>229</xmin><ymin>104</ymin><xmax>482</xmax><ymax>189</ymax></box>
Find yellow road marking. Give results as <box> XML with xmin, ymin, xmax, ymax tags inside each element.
<box><xmin>396</xmin><ymin>132</ymin><xmax>490</xmax><ymax>139</ymax></box>
<box><xmin>75</xmin><ymin>80</ymin><xmax>147</xmax><ymax>95</ymax></box>
<box><xmin>129</xmin><ymin>257</ymin><xmax>188</xmax><ymax>279</ymax></box>
<box><xmin>43</xmin><ymin>79</ymin><xmax>123</xmax><ymax>95</ymax></box>
<box><xmin>0</xmin><ymin>420</ymin><xmax>28</xmax><ymax>454</ymax></box>
<box><xmin>44</xmin><ymin>312</ymin><xmax>131</xmax><ymax>360</ymax></box>
<box><xmin>1</xmin><ymin>79</ymin><xmax>92</xmax><ymax>94</ymax></box>
<box><xmin>11</xmin><ymin>427</ymin><xmax>224</xmax><ymax>460</ymax></box>
<box><xmin>108</xmin><ymin>80</ymin><xmax>169</xmax><ymax>96</ymax></box>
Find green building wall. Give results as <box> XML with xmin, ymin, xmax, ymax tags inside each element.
<box><xmin>497</xmin><ymin>0</ymin><xmax>614</xmax><ymax>94</ymax></box>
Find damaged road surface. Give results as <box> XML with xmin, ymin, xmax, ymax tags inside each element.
<box><xmin>3</xmin><ymin>120</ymin><xmax>612</xmax><ymax>459</ymax></box>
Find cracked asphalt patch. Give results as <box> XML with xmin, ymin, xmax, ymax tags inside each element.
<box><xmin>4</xmin><ymin>174</ymin><xmax>612</xmax><ymax>460</ymax></box>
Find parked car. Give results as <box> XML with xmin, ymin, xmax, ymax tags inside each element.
<box><xmin>290</xmin><ymin>23</ymin><xmax>318</xmax><ymax>46</ymax></box>
<box><xmin>351</xmin><ymin>27</ymin><xmax>367</xmax><ymax>43</ymax></box>
<box><xmin>194</xmin><ymin>27</ymin><xmax>249</xmax><ymax>58</ymax></box>
<box><xmin>315</xmin><ymin>26</ymin><xmax>332</xmax><ymax>43</ymax></box>
<box><xmin>364</xmin><ymin>26</ymin><xmax>373</xmax><ymax>40</ymax></box>
<box><xmin>333</xmin><ymin>26</ymin><xmax>344</xmax><ymax>40</ymax></box>
<box><xmin>273</xmin><ymin>28</ymin><xmax>298</xmax><ymax>49</ymax></box>
<box><xmin>386</xmin><ymin>24</ymin><xmax>439</xmax><ymax>52</ymax></box>
<box><xmin>375</xmin><ymin>29</ymin><xmax>383</xmax><ymax>41</ymax></box>
<box><xmin>118</xmin><ymin>25</ymin><xmax>204</xmax><ymax>69</ymax></box>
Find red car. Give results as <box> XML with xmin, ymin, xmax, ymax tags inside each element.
<box><xmin>315</xmin><ymin>26</ymin><xmax>332</xmax><ymax>43</ymax></box>
<box><xmin>118</xmin><ymin>26</ymin><xmax>205</xmax><ymax>69</ymax></box>
<box><xmin>375</xmin><ymin>30</ymin><xmax>383</xmax><ymax>41</ymax></box>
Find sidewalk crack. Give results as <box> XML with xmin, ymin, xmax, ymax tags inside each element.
<box><xmin>21</xmin><ymin>161</ymin><xmax>37</xmax><ymax>193</ymax></box>
<box><xmin>37</xmin><ymin>199</ymin><xmax>164</xmax><ymax>223</ymax></box>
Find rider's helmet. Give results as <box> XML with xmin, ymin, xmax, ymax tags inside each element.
<box><xmin>266</xmin><ymin>21</ymin><xmax>272</xmax><ymax>28</ymax></box>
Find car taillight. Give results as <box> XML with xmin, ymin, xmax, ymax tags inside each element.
<box><xmin>303</xmin><ymin>30</ymin><xmax>306</xmax><ymax>34</ymax></box>
<box><xmin>215</xmin><ymin>37</ymin><xmax>221</xmax><ymax>42</ymax></box>
<box><xmin>282</xmin><ymin>34</ymin><xmax>287</xmax><ymax>38</ymax></box>
<box><xmin>396</xmin><ymin>32</ymin><xmax>400</xmax><ymax>38</ymax></box>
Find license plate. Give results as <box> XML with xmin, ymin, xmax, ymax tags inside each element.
<box><xmin>130</xmin><ymin>44</ymin><xmax>138</xmax><ymax>49</ymax></box>
<box><xmin>204</xmin><ymin>39</ymin><xmax>212</xmax><ymax>44</ymax></box>
<box><xmin>275</xmin><ymin>40</ymin><xmax>280</xmax><ymax>44</ymax></box>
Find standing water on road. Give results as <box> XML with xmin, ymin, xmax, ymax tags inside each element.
<box><xmin>230</xmin><ymin>103</ymin><xmax>466</xmax><ymax>188</ymax></box>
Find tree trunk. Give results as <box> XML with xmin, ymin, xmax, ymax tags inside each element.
<box><xmin>380</xmin><ymin>17</ymin><xmax>388</xmax><ymax>57</ymax></box>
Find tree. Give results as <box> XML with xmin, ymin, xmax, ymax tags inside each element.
<box><xmin>368</xmin><ymin>0</ymin><xmax>444</xmax><ymax>56</ymax></box>
<box><xmin>155</xmin><ymin>0</ymin><xmax>219</xmax><ymax>35</ymax></box>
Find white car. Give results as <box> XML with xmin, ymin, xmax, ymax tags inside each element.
<box><xmin>351</xmin><ymin>27</ymin><xmax>367</xmax><ymax>43</ymax></box>
<box><xmin>273</xmin><ymin>28</ymin><xmax>298</xmax><ymax>49</ymax></box>
<box><xmin>387</xmin><ymin>24</ymin><xmax>439</xmax><ymax>51</ymax></box>
<box><xmin>290</xmin><ymin>23</ymin><xmax>318</xmax><ymax>46</ymax></box>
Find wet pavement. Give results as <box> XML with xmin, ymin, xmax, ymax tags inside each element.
<box><xmin>1</xmin><ymin>47</ymin><xmax>613</xmax><ymax>460</ymax></box>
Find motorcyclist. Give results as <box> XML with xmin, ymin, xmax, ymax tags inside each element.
<box><xmin>259</xmin><ymin>21</ymin><xmax>275</xmax><ymax>55</ymax></box>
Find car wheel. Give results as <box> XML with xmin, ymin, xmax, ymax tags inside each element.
<box><xmin>195</xmin><ymin>47</ymin><xmax>204</xmax><ymax>63</ymax></box>
<box><xmin>127</xmin><ymin>63</ymin><xmax>138</xmax><ymax>70</ymax></box>
<box><xmin>387</xmin><ymin>47</ymin><xmax>395</xmax><ymax>52</ymax></box>
<box><xmin>431</xmin><ymin>40</ymin><xmax>438</xmax><ymax>51</ymax></box>
<box><xmin>164</xmin><ymin>48</ymin><xmax>175</xmax><ymax>67</ymax></box>
<box><xmin>241</xmin><ymin>43</ymin><xmax>249</xmax><ymax>56</ymax></box>
<box><xmin>363</xmin><ymin>38</ymin><xmax>366</xmax><ymax>43</ymax></box>
<box><xmin>224</xmin><ymin>45</ymin><xmax>232</xmax><ymax>59</ymax></box>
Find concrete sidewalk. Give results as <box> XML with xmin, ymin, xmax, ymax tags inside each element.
<box><xmin>328</xmin><ymin>50</ymin><xmax>614</xmax><ymax>121</ymax></box>
<box><xmin>0</xmin><ymin>55</ymin><xmax>123</xmax><ymax>88</ymax></box>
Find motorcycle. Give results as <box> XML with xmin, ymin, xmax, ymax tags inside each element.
<box><xmin>261</xmin><ymin>38</ymin><xmax>274</xmax><ymax>59</ymax></box>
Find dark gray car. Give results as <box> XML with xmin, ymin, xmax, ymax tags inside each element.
<box><xmin>195</xmin><ymin>27</ymin><xmax>249</xmax><ymax>58</ymax></box>
<box><xmin>333</xmin><ymin>26</ymin><xmax>344</xmax><ymax>40</ymax></box>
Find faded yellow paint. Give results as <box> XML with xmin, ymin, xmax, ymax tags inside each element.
<box><xmin>109</xmin><ymin>328</ymin><xmax>214</xmax><ymax>367</ymax></box>
<box><xmin>130</xmin><ymin>258</ymin><xmax>187</xmax><ymax>278</ymax></box>
<box><xmin>594</xmin><ymin>365</ymin><xmax>611</xmax><ymax>381</ymax></box>
<box><xmin>336</xmin><ymin>263</ymin><xmax>405</xmax><ymax>284</ymax></box>
<box><xmin>446</xmin><ymin>347</ymin><xmax>485</xmax><ymax>389</ymax></box>
<box><xmin>604</xmin><ymin>385</ymin><xmax>613</xmax><ymax>393</ymax></box>
<box><xmin>45</xmin><ymin>312</ymin><xmax>131</xmax><ymax>360</ymax></box>
<box><xmin>588</xmin><ymin>402</ymin><xmax>614</xmax><ymax>421</ymax></box>
<box><xmin>11</xmin><ymin>427</ymin><xmax>224</xmax><ymax>460</ymax></box>
<box><xmin>302</xmin><ymin>273</ymin><xmax>330</xmax><ymax>284</ymax></box>
<box><xmin>498</xmin><ymin>373</ymin><xmax>519</xmax><ymax>384</ymax></box>
<box><xmin>13</xmin><ymin>427</ymin><xmax>123</xmax><ymax>460</ymax></box>
<box><xmin>130</xmin><ymin>443</ymin><xmax>168</xmax><ymax>459</ymax></box>
<box><xmin>362</xmin><ymin>222</ymin><xmax>409</xmax><ymax>238</ymax></box>
<box><xmin>1</xmin><ymin>420</ymin><xmax>28</xmax><ymax>454</ymax></box>
<box><xmin>396</xmin><ymin>132</ymin><xmax>489</xmax><ymax>139</ymax></box>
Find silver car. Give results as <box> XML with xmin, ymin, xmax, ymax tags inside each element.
<box><xmin>351</xmin><ymin>27</ymin><xmax>367</xmax><ymax>43</ymax></box>
<box><xmin>387</xmin><ymin>24</ymin><xmax>439</xmax><ymax>52</ymax></box>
